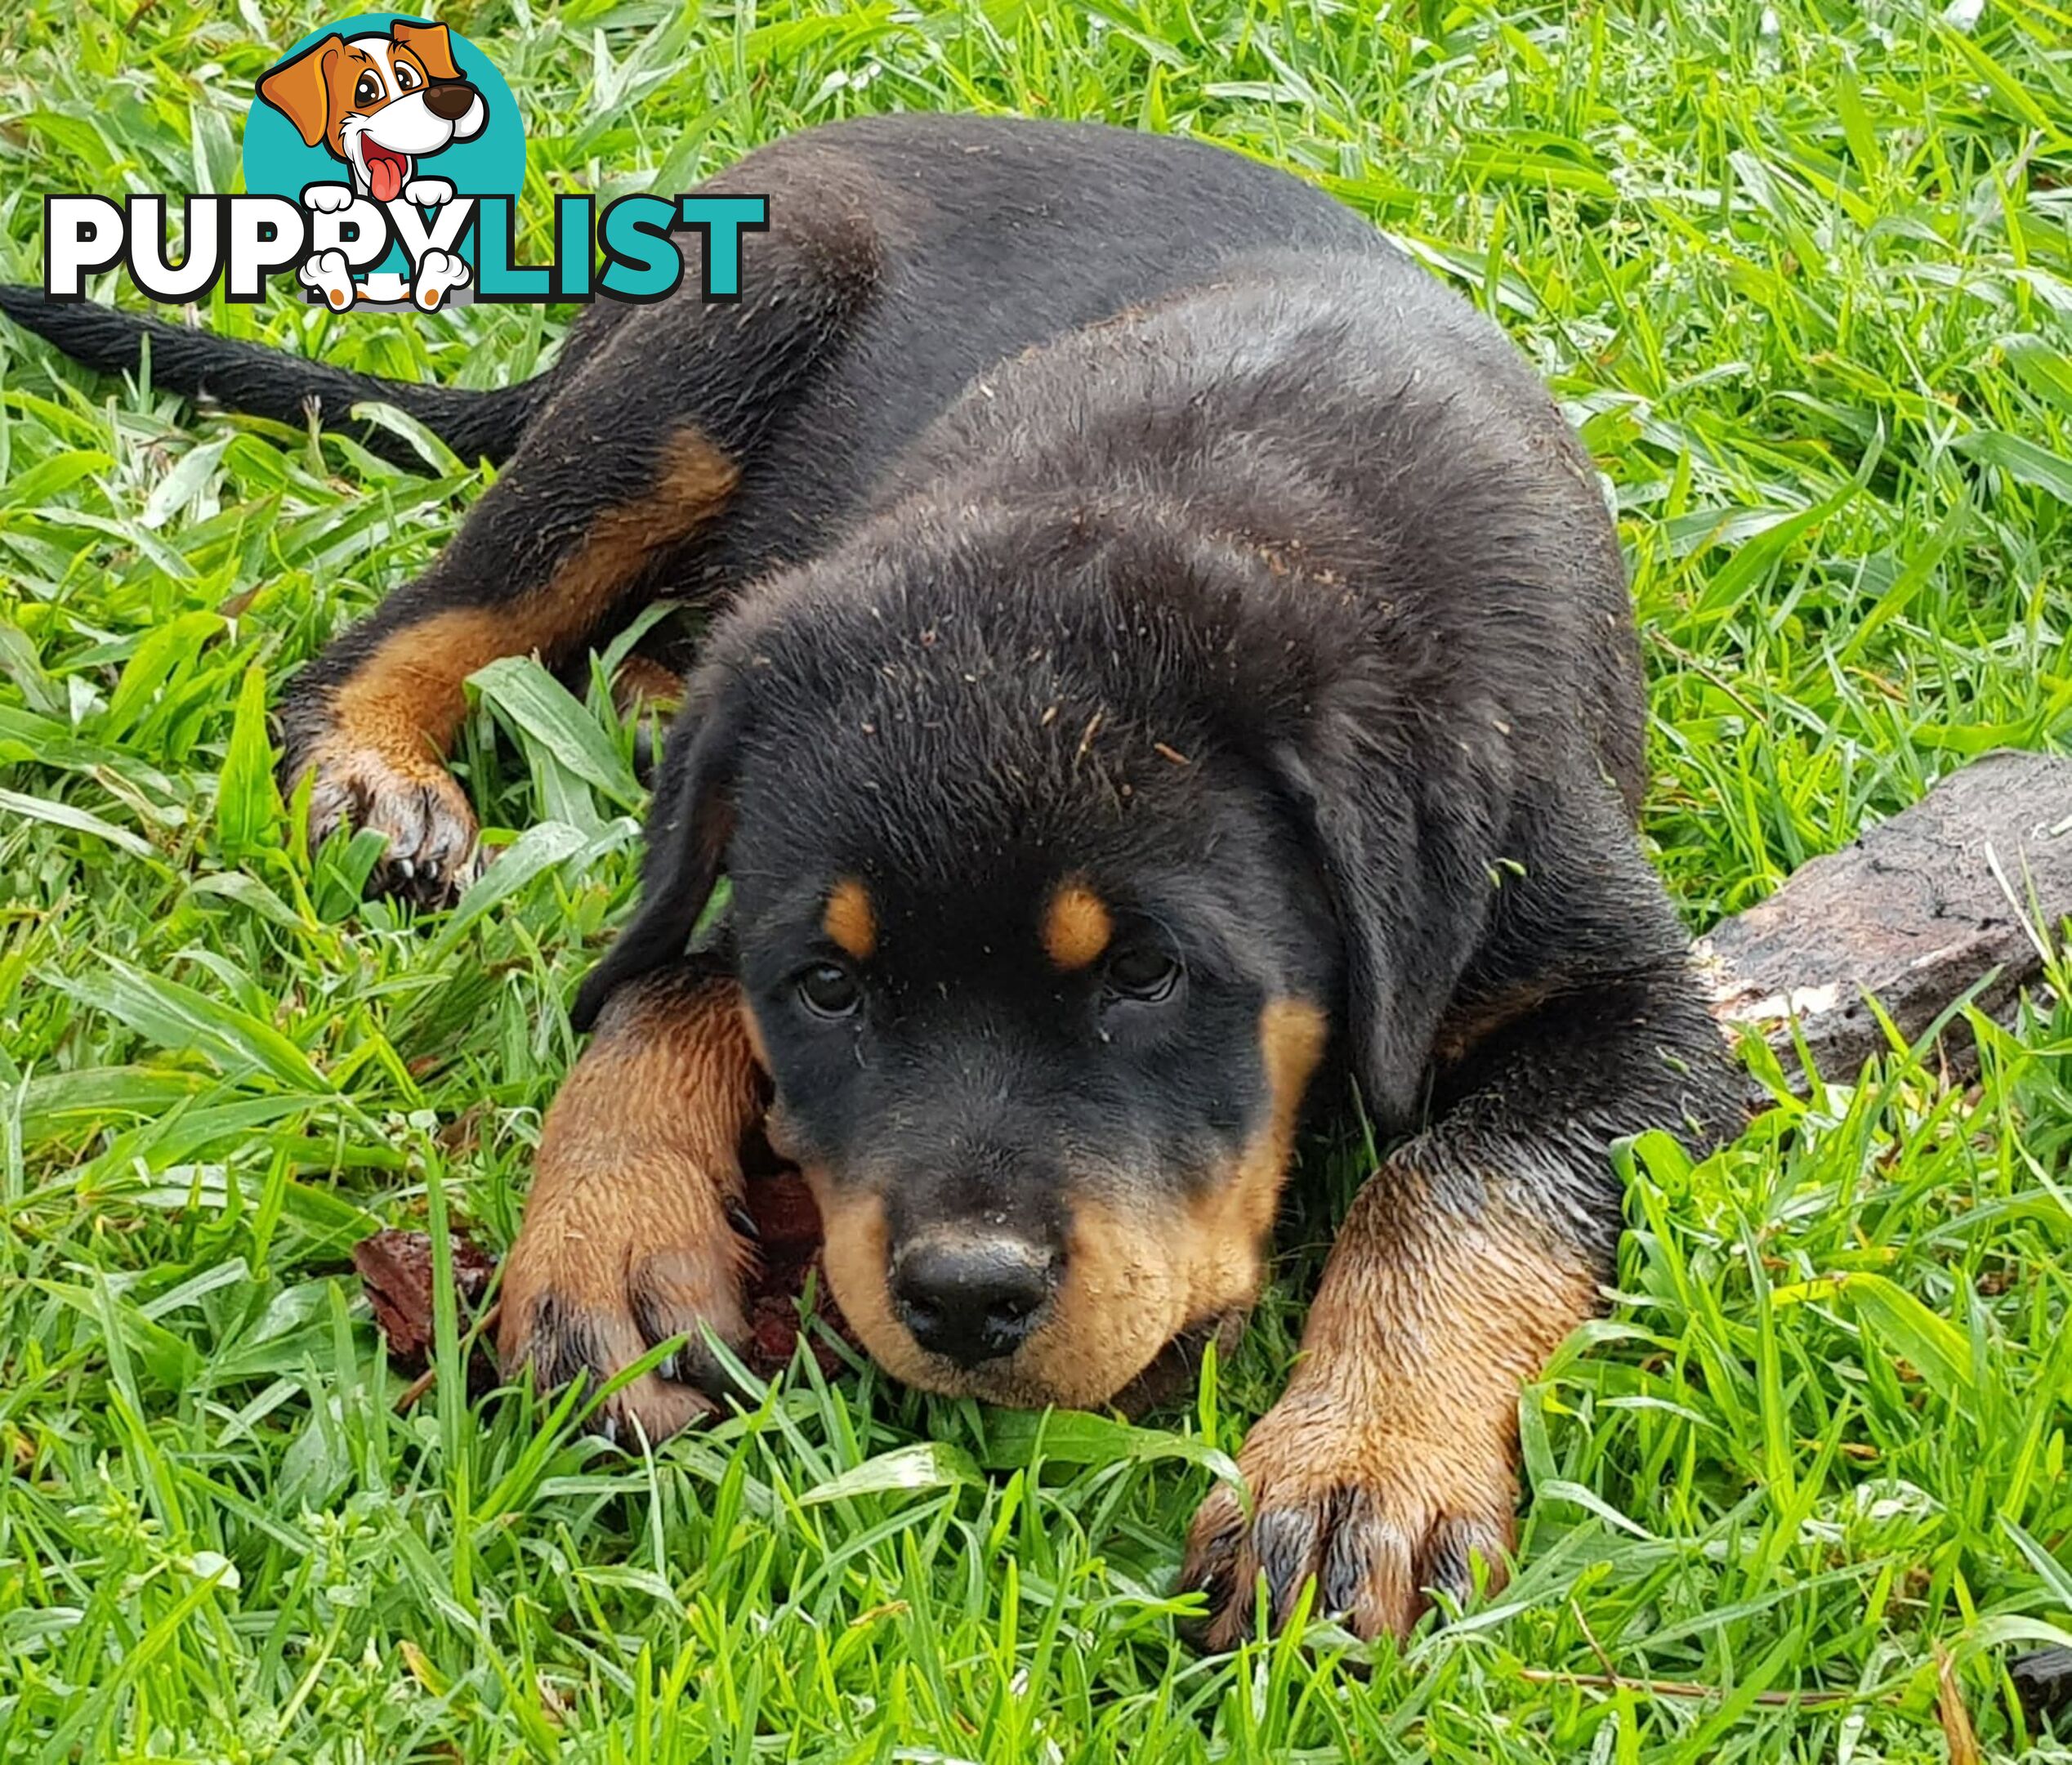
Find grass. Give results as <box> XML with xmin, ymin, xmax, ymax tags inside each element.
<box><xmin>2</xmin><ymin>0</ymin><xmax>2070</xmax><ymax>1756</ymax></box>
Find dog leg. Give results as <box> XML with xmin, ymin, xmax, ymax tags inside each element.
<box><xmin>280</xmin><ymin>216</ymin><xmax>872</xmax><ymax>904</ymax></box>
<box><xmin>279</xmin><ymin>372</ymin><xmax>739</xmax><ymax>903</ymax></box>
<box><xmin>609</xmin><ymin>654</ymin><xmax>685</xmax><ymax>720</ymax></box>
<box><xmin>496</xmin><ymin>964</ymin><xmax>766</xmax><ymax>1440</ymax></box>
<box><xmin>1184</xmin><ymin>961</ymin><xmax>1737</xmax><ymax>1645</ymax></box>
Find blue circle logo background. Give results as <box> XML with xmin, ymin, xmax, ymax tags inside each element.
<box><xmin>242</xmin><ymin>12</ymin><xmax>525</xmax><ymax>275</ymax></box>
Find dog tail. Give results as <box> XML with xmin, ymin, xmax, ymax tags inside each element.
<box><xmin>0</xmin><ymin>284</ymin><xmax>547</xmax><ymax>468</ymax></box>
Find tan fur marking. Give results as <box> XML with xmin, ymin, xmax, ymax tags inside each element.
<box><xmin>1226</xmin><ymin>997</ymin><xmax>1330</xmax><ymax>1241</ymax></box>
<box><xmin>808</xmin><ymin>1173</ymin><xmax>895</xmax><ymax>1350</ymax></box>
<box><xmin>498</xmin><ymin>974</ymin><xmax>766</xmax><ymax>1437</ymax></box>
<box><xmin>1041</xmin><ymin>879</ymin><xmax>1112</xmax><ymax>971</ymax></box>
<box><xmin>821</xmin><ymin>878</ymin><xmax>877</xmax><ymax>963</ymax></box>
<box><xmin>610</xmin><ymin>654</ymin><xmax>685</xmax><ymax>717</ymax></box>
<box><xmin>539</xmin><ymin>430</ymin><xmax>738</xmax><ymax>642</ymax></box>
<box><xmin>323</xmin><ymin>431</ymin><xmax>736</xmax><ymax>770</ymax></box>
<box><xmin>1087</xmin><ymin>995</ymin><xmax>1328</xmax><ymax>1380</ymax></box>
<box><xmin>811</xmin><ymin>997</ymin><xmax>1327</xmax><ymax>1410</ymax></box>
<box><xmin>326</xmin><ymin>605</ymin><xmax>516</xmax><ymax>778</ymax></box>
<box><xmin>1186</xmin><ymin>1170</ymin><xmax>1601</xmax><ymax>1643</ymax></box>
<box><xmin>1289</xmin><ymin>1186</ymin><xmax>1596</xmax><ymax>1478</ymax></box>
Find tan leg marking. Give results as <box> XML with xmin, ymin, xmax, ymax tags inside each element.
<box><xmin>497</xmin><ymin>972</ymin><xmax>766</xmax><ymax>1440</ymax></box>
<box><xmin>610</xmin><ymin>653</ymin><xmax>685</xmax><ymax>718</ymax></box>
<box><xmin>298</xmin><ymin>429</ymin><xmax>737</xmax><ymax>900</ymax></box>
<box><xmin>327</xmin><ymin>429</ymin><xmax>735</xmax><ymax>761</ymax></box>
<box><xmin>812</xmin><ymin>999</ymin><xmax>1326</xmax><ymax>1410</ymax></box>
<box><xmin>1184</xmin><ymin>1169</ymin><xmax>1599</xmax><ymax>1644</ymax></box>
<box><xmin>1041</xmin><ymin>878</ymin><xmax>1113</xmax><ymax>971</ymax></box>
<box><xmin>324</xmin><ymin>605</ymin><xmax>518</xmax><ymax>775</ymax></box>
<box><xmin>821</xmin><ymin>878</ymin><xmax>877</xmax><ymax>963</ymax></box>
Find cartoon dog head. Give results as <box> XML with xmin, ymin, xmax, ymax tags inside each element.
<box><xmin>258</xmin><ymin>20</ymin><xmax>486</xmax><ymax>204</ymax></box>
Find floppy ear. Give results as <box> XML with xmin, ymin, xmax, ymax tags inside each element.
<box><xmin>258</xmin><ymin>36</ymin><xmax>342</xmax><ymax>149</ymax></box>
<box><xmin>391</xmin><ymin>20</ymin><xmax>463</xmax><ymax>82</ymax></box>
<box><xmin>1267</xmin><ymin>677</ymin><xmax>1509</xmax><ymax>1133</ymax></box>
<box><xmin>571</xmin><ymin>676</ymin><xmax>747</xmax><ymax>1033</ymax></box>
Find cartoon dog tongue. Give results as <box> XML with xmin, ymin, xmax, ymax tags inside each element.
<box><xmin>364</xmin><ymin>144</ymin><xmax>408</xmax><ymax>203</ymax></box>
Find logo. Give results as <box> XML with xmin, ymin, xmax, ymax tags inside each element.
<box><xmin>246</xmin><ymin>15</ymin><xmax>521</xmax><ymax>310</ymax></box>
<box><xmin>42</xmin><ymin>13</ymin><xmax>766</xmax><ymax>313</ymax></box>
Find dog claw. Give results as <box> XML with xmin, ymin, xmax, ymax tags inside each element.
<box><xmin>724</xmin><ymin>1196</ymin><xmax>761</xmax><ymax>1243</ymax></box>
<box><xmin>289</xmin><ymin>739</ymin><xmax>481</xmax><ymax>907</ymax></box>
<box><xmin>499</xmin><ymin>1249</ymin><xmax>750</xmax><ymax>1444</ymax></box>
<box><xmin>1182</xmin><ymin>1396</ymin><xmax>1516</xmax><ymax>1647</ymax></box>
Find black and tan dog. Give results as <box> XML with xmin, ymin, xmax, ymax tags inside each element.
<box><xmin>1</xmin><ymin>114</ymin><xmax>1738</xmax><ymax>1643</ymax></box>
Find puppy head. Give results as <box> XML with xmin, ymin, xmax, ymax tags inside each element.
<box><xmin>578</xmin><ymin>497</ymin><xmax>1508</xmax><ymax>1408</ymax></box>
<box><xmin>257</xmin><ymin>22</ymin><xmax>485</xmax><ymax>197</ymax></box>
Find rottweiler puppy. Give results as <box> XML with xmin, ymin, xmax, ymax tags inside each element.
<box><xmin>2</xmin><ymin>114</ymin><xmax>1739</xmax><ymax>1643</ymax></box>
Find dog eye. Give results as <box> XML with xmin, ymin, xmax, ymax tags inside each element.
<box><xmin>795</xmin><ymin>963</ymin><xmax>860</xmax><ymax>1020</ymax></box>
<box><xmin>395</xmin><ymin>63</ymin><xmax>419</xmax><ymax>89</ymax></box>
<box><xmin>1102</xmin><ymin>945</ymin><xmax>1181</xmax><ymax>1005</ymax></box>
<box><xmin>354</xmin><ymin>72</ymin><xmax>382</xmax><ymax>105</ymax></box>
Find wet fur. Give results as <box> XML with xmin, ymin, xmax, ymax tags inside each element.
<box><xmin>2</xmin><ymin>114</ymin><xmax>1742</xmax><ymax>1642</ymax></box>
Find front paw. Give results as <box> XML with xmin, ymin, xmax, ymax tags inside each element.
<box><xmin>301</xmin><ymin>182</ymin><xmax>356</xmax><ymax>214</ymax></box>
<box><xmin>291</xmin><ymin>736</ymin><xmax>481</xmax><ymax>907</ymax></box>
<box><xmin>496</xmin><ymin>1161</ymin><xmax>756</xmax><ymax>1443</ymax></box>
<box><xmin>1182</xmin><ymin>1390</ymin><xmax>1516</xmax><ymax>1647</ymax></box>
<box><xmin>402</xmin><ymin>176</ymin><xmax>454</xmax><ymax>207</ymax></box>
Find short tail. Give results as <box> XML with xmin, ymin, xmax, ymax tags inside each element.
<box><xmin>0</xmin><ymin>284</ymin><xmax>547</xmax><ymax>468</ymax></box>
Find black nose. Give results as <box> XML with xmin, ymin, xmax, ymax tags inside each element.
<box><xmin>893</xmin><ymin>1235</ymin><xmax>1057</xmax><ymax>1366</ymax></box>
<box><xmin>423</xmin><ymin>81</ymin><xmax>478</xmax><ymax>121</ymax></box>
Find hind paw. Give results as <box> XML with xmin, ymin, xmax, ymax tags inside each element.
<box><xmin>292</xmin><ymin>737</ymin><xmax>481</xmax><ymax>907</ymax></box>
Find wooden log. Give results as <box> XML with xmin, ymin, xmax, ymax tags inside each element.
<box><xmin>2012</xmin><ymin>1647</ymin><xmax>2072</xmax><ymax>1732</ymax></box>
<box><xmin>1695</xmin><ymin>748</ymin><xmax>2072</xmax><ymax>1088</ymax></box>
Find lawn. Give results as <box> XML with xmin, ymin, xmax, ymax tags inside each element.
<box><xmin>2</xmin><ymin>0</ymin><xmax>2070</xmax><ymax>1758</ymax></box>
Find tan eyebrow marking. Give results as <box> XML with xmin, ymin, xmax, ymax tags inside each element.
<box><xmin>822</xmin><ymin>878</ymin><xmax>877</xmax><ymax>962</ymax></box>
<box><xmin>1042</xmin><ymin>878</ymin><xmax>1112</xmax><ymax>971</ymax></box>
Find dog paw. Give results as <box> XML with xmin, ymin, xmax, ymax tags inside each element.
<box><xmin>1181</xmin><ymin>1390</ymin><xmax>1516</xmax><ymax>1647</ymax></box>
<box><xmin>411</xmin><ymin>248</ymin><xmax>471</xmax><ymax>312</ymax></box>
<box><xmin>301</xmin><ymin>182</ymin><xmax>356</xmax><ymax>214</ymax></box>
<box><xmin>298</xmin><ymin>248</ymin><xmax>356</xmax><ymax>312</ymax></box>
<box><xmin>402</xmin><ymin>176</ymin><xmax>454</xmax><ymax>208</ymax></box>
<box><xmin>496</xmin><ymin>1157</ymin><xmax>757</xmax><ymax>1444</ymax></box>
<box><xmin>296</xmin><ymin>738</ymin><xmax>481</xmax><ymax>907</ymax></box>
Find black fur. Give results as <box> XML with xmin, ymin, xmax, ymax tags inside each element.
<box><xmin>5</xmin><ymin>113</ymin><xmax>1739</xmax><ymax>1404</ymax></box>
<box><xmin>594</xmin><ymin>244</ymin><xmax>1736</xmax><ymax>1247</ymax></box>
<box><xmin>0</xmin><ymin>283</ymin><xmax>541</xmax><ymax>468</ymax></box>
